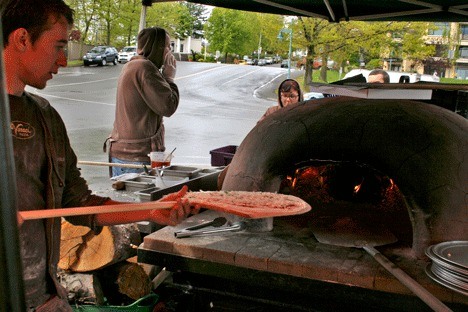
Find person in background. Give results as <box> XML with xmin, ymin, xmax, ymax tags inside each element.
<box><xmin>367</xmin><ymin>69</ymin><xmax>390</xmax><ymax>83</ymax></box>
<box><xmin>106</xmin><ymin>27</ymin><xmax>179</xmax><ymax>177</ymax></box>
<box><xmin>258</xmin><ymin>78</ymin><xmax>303</xmax><ymax>123</ymax></box>
<box><xmin>2</xmin><ymin>1</ymin><xmax>192</xmax><ymax>310</ymax></box>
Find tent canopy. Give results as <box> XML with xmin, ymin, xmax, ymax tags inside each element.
<box><xmin>151</xmin><ymin>0</ymin><xmax>468</xmax><ymax>22</ymax></box>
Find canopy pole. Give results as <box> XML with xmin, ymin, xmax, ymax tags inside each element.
<box><xmin>0</xmin><ymin>23</ymin><xmax>26</xmax><ymax>311</ymax></box>
<box><xmin>139</xmin><ymin>4</ymin><xmax>148</xmax><ymax>33</ymax></box>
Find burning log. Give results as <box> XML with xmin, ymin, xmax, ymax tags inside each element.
<box><xmin>59</xmin><ymin>220</ymin><xmax>142</xmax><ymax>272</ymax></box>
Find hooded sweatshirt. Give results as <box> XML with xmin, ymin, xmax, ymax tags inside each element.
<box><xmin>108</xmin><ymin>27</ymin><xmax>179</xmax><ymax>161</ymax></box>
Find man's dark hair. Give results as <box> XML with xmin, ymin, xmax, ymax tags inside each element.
<box><xmin>369</xmin><ymin>69</ymin><xmax>390</xmax><ymax>83</ymax></box>
<box><xmin>2</xmin><ymin>0</ymin><xmax>74</xmax><ymax>47</ymax></box>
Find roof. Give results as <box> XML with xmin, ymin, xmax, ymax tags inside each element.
<box><xmin>161</xmin><ymin>0</ymin><xmax>468</xmax><ymax>22</ymax></box>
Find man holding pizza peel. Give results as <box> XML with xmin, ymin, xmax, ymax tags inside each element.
<box><xmin>3</xmin><ymin>0</ymin><xmax>313</xmax><ymax>310</ymax></box>
<box><xmin>2</xmin><ymin>0</ymin><xmax>193</xmax><ymax>310</ymax></box>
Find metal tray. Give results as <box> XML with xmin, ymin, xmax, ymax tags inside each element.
<box><xmin>159</xmin><ymin>165</ymin><xmax>202</xmax><ymax>178</ymax></box>
<box><xmin>425</xmin><ymin>264</ymin><xmax>468</xmax><ymax>296</ymax></box>
<box><xmin>123</xmin><ymin>176</ymin><xmax>155</xmax><ymax>192</ymax></box>
<box><xmin>135</xmin><ymin>168</ymin><xmax>222</xmax><ymax>202</ymax></box>
<box><xmin>431</xmin><ymin>240</ymin><xmax>468</xmax><ymax>269</ymax></box>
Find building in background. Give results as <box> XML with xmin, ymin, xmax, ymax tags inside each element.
<box><xmin>383</xmin><ymin>22</ymin><xmax>468</xmax><ymax>80</ymax></box>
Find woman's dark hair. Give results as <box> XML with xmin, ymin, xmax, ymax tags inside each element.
<box><xmin>2</xmin><ymin>0</ymin><xmax>74</xmax><ymax>47</ymax></box>
<box><xmin>277</xmin><ymin>79</ymin><xmax>303</xmax><ymax>107</ymax></box>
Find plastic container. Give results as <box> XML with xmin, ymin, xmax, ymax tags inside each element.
<box><xmin>72</xmin><ymin>293</ymin><xmax>158</xmax><ymax>311</ymax></box>
<box><xmin>148</xmin><ymin>151</ymin><xmax>173</xmax><ymax>168</ymax></box>
<box><xmin>209</xmin><ymin>145</ymin><xmax>238</xmax><ymax>166</ymax></box>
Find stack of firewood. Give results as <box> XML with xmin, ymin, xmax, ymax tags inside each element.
<box><xmin>58</xmin><ymin>220</ymin><xmax>154</xmax><ymax>306</ymax></box>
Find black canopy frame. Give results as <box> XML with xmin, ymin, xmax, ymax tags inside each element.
<box><xmin>150</xmin><ymin>0</ymin><xmax>468</xmax><ymax>22</ymax></box>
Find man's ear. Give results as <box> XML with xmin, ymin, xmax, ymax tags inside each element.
<box><xmin>9</xmin><ymin>28</ymin><xmax>30</xmax><ymax>52</ymax></box>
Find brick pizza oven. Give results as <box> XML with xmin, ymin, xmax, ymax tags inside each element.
<box><xmin>221</xmin><ymin>97</ymin><xmax>467</xmax><ymax>258</ymax></box>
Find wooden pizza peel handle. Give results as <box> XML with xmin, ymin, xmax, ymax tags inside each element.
<box><xmin>19</xmin><ymin>201</ymin><xmax>177</xmax><ymax>220</ymax></box>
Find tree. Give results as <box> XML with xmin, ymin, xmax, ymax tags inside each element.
<box><xmin>182</xmin><ymin>2</ymin><xmax>209</xmax><ymax>39</ymax></box>
<box><xmin>204</xmin><ymin>8</ymin><xmax>259</xmax><ymax>62</ymax></box>
<box><xmin>113</xmin><ymin>0</ymin><xmax>141</xmax><ymax>47</ymax></box>
<box><xmin>294</xmin><ymin>18</ymin><xmax>436</xmax><ymax>84</ymax></box>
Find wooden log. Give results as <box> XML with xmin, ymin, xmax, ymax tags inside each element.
<box><xmin>57</xmin><ymin>270</ymin><xmax>105</xmax><ymax>305</ymax></box>
<box><xmin>59</xmin><ymin>220</ymin><xmax>142</xmax><ymax>272</ymax></box>
<box><xmin>96</xmin><ymin>261</ymin><xmax>152</xmax><ymax>304</ymax></box>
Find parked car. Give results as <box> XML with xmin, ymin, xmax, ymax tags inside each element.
<box><xmin>258</xmin><ymin>59</ymin><xmax>267</xmax><ymax>66</ymax></box>
<box><xmin>118</xmin><ymin>46</ymin><xmax>137</xmax><ymax>63</ymax></box>
<box><xmin>274</xmin><ymin>56</ymin><xmax>282</xmax><ymax>63</ymax></box>
<box><xmin>303</xmin><ymin>92</ymin><xmax>325</xmax><ymax>100</ymax></box>
<box><xmin>265</xmin><ymin>57</ymin><xmax>274</xmax><ymax>65</ymax></box>
<box><xmin>83</xmin><ymin>46</ymin><xmax>118</xmax><ymax>66</ymax></box>
<box><xmin>281</xmin><ymin>59</ymin><xmax>289</xmax><ymax>68</ymax></box>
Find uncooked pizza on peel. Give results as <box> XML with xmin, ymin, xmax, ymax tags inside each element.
<box><xmin>184</xmin><ymin>190</ymin><xmax>311</xmax><ymax>219</ymax></box>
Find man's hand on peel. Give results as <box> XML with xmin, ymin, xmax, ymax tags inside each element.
<box><xmin>148</xmin><ymin>185</ymin><xmax>196</xmax><ymax>226</ymax></box>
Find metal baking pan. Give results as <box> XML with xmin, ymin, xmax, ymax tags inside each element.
<box><xmin>123</xmin><ymin>176</ymin><xmax>156</xmax><ymax>192</ymax></box>
<box><xmin>160</xmin><ymin>165</ymin><xmax>202</xmax><ymax>178</ymax></box>
<box><xmin>135</xmin><ymin>168</ymin><xmax>222</xmax><ymax>202</ymax></box>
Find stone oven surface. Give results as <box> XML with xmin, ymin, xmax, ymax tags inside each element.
<box><xmin>222</xmin><ymin>97</ymin><xmax>468</xmax><ymax>257</ymax></box>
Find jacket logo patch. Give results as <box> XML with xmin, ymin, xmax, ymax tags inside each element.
<box><xmin>11</xmin><ymin>121</ymin><xmax>35</xmax><ymax>139</ymax></box>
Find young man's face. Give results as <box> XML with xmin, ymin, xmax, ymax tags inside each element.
<box><xmin>19</xmin><ymin>15</ymin><xmax>69</xmax><ymax>90</ymax></box>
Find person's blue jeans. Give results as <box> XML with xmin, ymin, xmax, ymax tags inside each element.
<box><xmin>110</xmin><ymin>157</ymin><xmax>150</xmax><ymax>177</ymax></box>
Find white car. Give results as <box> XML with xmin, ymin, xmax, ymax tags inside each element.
<box><xmin>118</xmin><ymin>46</ymin><xmax>137</xmax><ymax>63</ymax></box>
<box><xmin>303</xmin><ymin>92</ymin><xmax>325</xmax><ymax>100</ymax></box>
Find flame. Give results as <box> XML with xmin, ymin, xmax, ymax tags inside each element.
<box><xmin>354</xmin><ymin>183</ymin><xmax>362</xmax><ymax>194</ymax></box>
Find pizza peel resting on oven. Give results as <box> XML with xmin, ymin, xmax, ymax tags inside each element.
<box><xmin>19</xmin><ymin>187</ymin><xmax>311</xmax><ymax>220</ymax></box>
<box><xmin>184</xmin><ymin>191</ymin><xmax>311</xmax><ymax>219</ymax></box>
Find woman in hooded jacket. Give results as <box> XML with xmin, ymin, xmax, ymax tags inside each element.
<box><xmin>107</xmin><ymin>27</ymin><xmax>179</xmax><ymax>177</ymax></box>
<box><xmin>258</xmin><ymin>78</ymin><xmax>303</xmax><ymax>123</ymax></box>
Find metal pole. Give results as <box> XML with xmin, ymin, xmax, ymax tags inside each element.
<box><xmin>139</xmin><ymin>4</ymin><xmax>147</xmax><ymax>33</ymax></box>
<box><xmin>288</xmin><ymin>30</ymin><xmax>292</xmax><ymax>79</ymax></box>
<box><xmin>0</xmin><ymin>23</ymin><xmax>26</xmax><ymax>311</ymax></box>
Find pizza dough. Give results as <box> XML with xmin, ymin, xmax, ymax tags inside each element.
<box><xmin>184</xmin><ymin>191</ymin><xmax>311</xmax><ymax>219</ymax></box>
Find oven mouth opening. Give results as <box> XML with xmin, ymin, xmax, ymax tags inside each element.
<box><xmin>278</xmin><ymin>160</ymin><xmax>413</xmax><ymax>247</ymax></box>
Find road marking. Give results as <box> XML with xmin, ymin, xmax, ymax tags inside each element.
<box><xmin>27</xmin><ymin>90</ymin><xmax>115</xmax><ymax>106</ymax></box>
<box><xmin>174</xmin><ymin>66</ymin><xmax>225</xmax><ymax>80</ymax></box>
<box><xmin>220</xmin><ymin>68</ymin><xmax>263</xmax><ymax>86</ymax></box>
<box><xmin>45</xmin><ymin>77</ymin><xmax>118</xmax><ymax>88</ymax></box>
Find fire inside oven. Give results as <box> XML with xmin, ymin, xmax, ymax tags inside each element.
<box><xmin>278</xmin><ymin>160</ymin><xmax>413</xmax><ymax>247</ymax></box>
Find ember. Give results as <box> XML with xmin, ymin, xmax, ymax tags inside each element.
<box><xmin>278</xmin><ymin>160</ymin><xmax>413</xmax><ymax>246</ymax></box>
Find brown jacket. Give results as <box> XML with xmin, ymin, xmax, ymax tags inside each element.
<box><xmin>18</xmin><ymin>93</ymin><xmax>108</xmax><ymax>308</ymax></box>
<box><xmin>108</xmin><ymin>56</ymin><xmax>179</xmax><ymax>161</ymax></box>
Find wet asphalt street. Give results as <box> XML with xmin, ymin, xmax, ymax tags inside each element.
<box><xmin>27</xmin><ymin>61</ymin><xmax>302</xmax><ymax>200</ymax></box>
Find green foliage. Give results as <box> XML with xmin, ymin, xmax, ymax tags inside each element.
<box><xmin>366</xmin><ymin>59</ymin><xmax>383</xmax><ymax>69</ymax></box>
<box><xmin>66</xmin><ymin>0</ymin><xmax>201</xmax><ymax>48</ymax></box>
<box><xmin>204</xmin><ymin>8</ymin><xmax>259</xmax><ymax>58</ymax></box>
